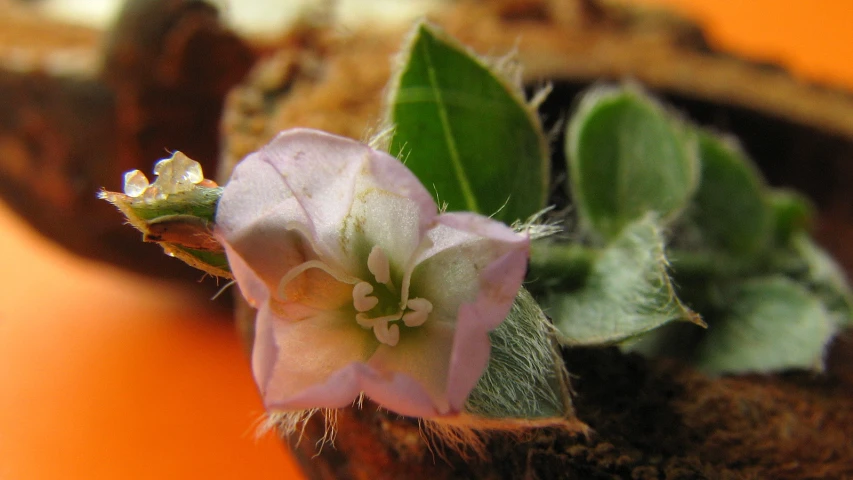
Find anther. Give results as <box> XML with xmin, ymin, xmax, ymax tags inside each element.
<box><xmin>352</xmin><ymin>282</ymin><xmax>379</xmax><ymax>312</ymax></box>
<box><xmin>402</xmin><ymin>297</ymin><xmax>433</xmax><ymax>327</ymax></box>
<box><xmin>373</xmin><ymin>320</ymin><xmax>400</xmax><ymax>347</ymax></box>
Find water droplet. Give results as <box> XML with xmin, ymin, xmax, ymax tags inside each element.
<box><xmin>172</xmin><ymin>152</ymin><xmax>204</xmax><ymax>185</ymax></box>
<box><xmin>150</xmin><ymin>152</ymin><xmax>205</xmax><ymax>195</ymax></box>
<box><xmin>123</xmin><ymin>170</ymin><xmax>150</xmax><ymax>197</ymax></box>
<box><xmin>142</xmin><ymin>185</ymin><xmax>162</xmax><ymax>203</ymax></box>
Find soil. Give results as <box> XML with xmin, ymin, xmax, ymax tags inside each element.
<box><xmin>288</xmin><ymin>339</ymin><xmax>853</xmax><ymax>480</ymax></box>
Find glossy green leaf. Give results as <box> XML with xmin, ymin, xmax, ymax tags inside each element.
<box><xmin>695</xmin><ymin>277</ymin><xmax>835</xmax><ymax>374</ymax></box>
<box><xmin>547</xmin><ymin>215</ymin><xmax>702</xmax><ymax>345</ymax></box>
<box><xmin>466</xmin><ymin>288</ymin><xmax>572</xmax><ymax>419</ymax></box>
<box><xmin>691</xmin><ymin>131</ymin><xmax>771</xmax><ymax>255</ymax></box>
<box><xmin>385</xmin><ymin>22</ymin><xmax>549</xmax><ymax>223</ymax></box>
<box><xmin>566</xmin><ymin>86</ymin><xmax>699</xmax><ymax>239</ymax></box>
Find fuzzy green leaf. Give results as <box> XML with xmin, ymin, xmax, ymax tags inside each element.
<box><xmin>691</xmin><ymin>131</ymin><xmax>771</xmax><ymax>255</ymax></box>
<box><xmin>792</xmin><ymin>234</ymin><xmax>853</xmax><ymax>327</ymax></box>
<box><xmin>695</xmin><ymin>277</ymin><xmax>835</xmax><ymax>374</ymax></box>
<box><xmin>386</xmin><ymin>22</ymin><xmax>549</xmax><ymax>223</ymax></box>
<box><xmin>566</xmin><ymin>86</ymin><xmax>699</xmax><ymax>239</ymax></box>
<box><xmin>547</xmin><ymin>216</ymin><xmax>702</xmax><ymax>345</ymax></box>
<box><xmin>466</xmin><ymin>288</ymin><xmax>572</xmax><ymax>419</ymax></box>
<box><xmin>768</xmin><ymin>189</ymin><xmax>814</xmax><ymax>246</ymax></box>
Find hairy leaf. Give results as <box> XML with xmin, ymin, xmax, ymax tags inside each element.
<box><xmin>385</xmin><ymin>22</ymin><xmax>549</xmax><ymax>223</ymax></box>
<box><xmin>767</xmin><ymin>189</ymin><xmax>814</xmax><ymax>246</ymax></box>
<box><xmin>547</xmin><ymin>216</ymin><xmax>702</xmax><ymax>345</ymax></box>
<box><xmin>566</xmin><ymin>85</ymin><xmax>699</xmax><ymax>239</ymax></box>
<box><xmin>466</xmin><ymin>288</ymin><xmax>572</xmax><ymax>419</ymax></box>
<box><xmin>695</xmin><ymin>277</ymin><xmax>835</xmax><ymax>374</ymax></box>
<box><xmin>792</xmin><ymin>234</ymin><xmax>853</xmax><ymax>327</ymax></box>
<box><xmin>691</xmin><ymin>132</ymin><xmax>771</xmax><ymax>255</ymax></box>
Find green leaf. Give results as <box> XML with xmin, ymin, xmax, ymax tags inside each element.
<box><xmin>691</xmin><ymin>131</ymin><xmax>771</xmax><ymax>255</ymax></box>
<box><xmin>791</xmin><ymin>234</ymin><xmax>853</xmax><ymax>327</ymax></box>
<box><xmin>466</xmin><ymin>288</ymin><xmax>572</xmax><ymax>419</ymax></box>
<box><xmin>385</xmin><ymin>22</ymin><xmax>549</xmax><ymax>223</ymax></box>
<box><xmin>694</xmin><ymin>277</ymin><xmax>835</xmax><ymax>374</ymax></box>
<box><xmin>767</xmin><ymin>189</ymin><xmax>814</xmax><ymax>246</ymax></box>
<box><xmin>566</xmin><ymin>85</ymin><xmax>699</xmax><ymax>239</ymax></box>
<box><xmin>547</xmin><ymin>216</ymin><xmax>702</xmax><ymax>345</ymax></box>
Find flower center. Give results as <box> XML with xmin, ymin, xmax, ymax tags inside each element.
<box><xmin>352</xmin><ymin>246</ymin><xmax>433</xmax><ymax>347</ymax></box>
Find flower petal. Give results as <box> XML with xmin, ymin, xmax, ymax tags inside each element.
<box><xmin>366</xmin><ymin>321</ymin><xmax>456</xmax><ymax>416</ymax></box>
<box><xmin>242</xmin><ymin>129</ymin><xmax>437</xmax><ymax>273</ymax></box>
<box><xmin>409</xmin><ymin>212</ymin><xmax>529</xmax><ymax>328</ymax></box>
<box><xmin>215</xmin><ymin>151</ymin><xmax>317</xmax><ymax>293</ymax></box>
<box><xmin>345</xmin><ymin>191</ymin><xmax>426</xmax><ymax>280</ymax></box>
<box><xmin>220</xmin><ymin>241</ymin><xmax>269</xmax><ymax>307</ymax></box>
<box><xmin>254</xmin><ymin>304</ymin><xmax>380</xmax><ymax>411</ymax></box>
<box><xmin>407</xmin><ymin>212</ymin><xmax>529</xmax><ymax>408</ymax></box>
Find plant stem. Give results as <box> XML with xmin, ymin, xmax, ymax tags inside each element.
<box><xmin>528</xmin><ymin>240</ymin><xmax>807</xmax><ymax>290</ymax></box>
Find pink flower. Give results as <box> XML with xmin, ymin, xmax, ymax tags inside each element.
<box><xmin>215</xmin><ymin>129</ymin><xmax>529</xmax><ymax>418</ymax></box>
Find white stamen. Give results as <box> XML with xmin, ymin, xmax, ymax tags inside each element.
<box><xmin>352</xmin><ymin>282</ymin><xmax>379</xmax><ymax>312</ymax></box>
<box><xmin>355</xmin><ymin>313</ymin><xmax>374</xmax><ymax>328</ymax></box>
<box><xmin>367</xmin><ymin>245</ymin><xmax>391</xmax><ymax>284</ymax></box>
<box><xmin>373</xmin><ymin>320</ymin><xmax>400</xmax><ymax>347</ymax></box>
<box><xmin>402</xmin><ymin>297</ymin><xmax>433</xmax><ymax>327</ymax></box>
<box><xmin>355</xmin><ymin>312</ymin><xmax>403</xmax><ymax>346</ymax></box>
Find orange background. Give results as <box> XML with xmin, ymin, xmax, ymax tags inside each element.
<box><xmin>1</xmin><ymin>1</ymin><xmax>851</xmax><ymax>479</ymax></box>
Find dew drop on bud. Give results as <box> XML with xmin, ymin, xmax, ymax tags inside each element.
<box><xmin>174</xmin><ymin>152</ymin><xmax>204</xmax><ymax>185</ymax></box>
<box><xmin>142</xmin><ymin>185</ymin><xmax>162</xmax><ymax>203</ymax></box>
<box><xmin>123</xmin><ymin>170</ymin><xmax>150</xmax><ymax>197</ymax></box>
<box><xmin>150</xmin><ymin>152</ymin><xmax>205</xmax><ymax>195</ymax></box>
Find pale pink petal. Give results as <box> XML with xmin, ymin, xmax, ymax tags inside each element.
<box><xmin>267</xmin><ymin>318</ymin><xmax>458</xmax><ymax>417</ymax></box>
<box><xmin>280</xmin><ymin>363</ymin><xmax>440</xmax><ymax>418</ymax></box>
<box><xmin>215</xmin><ymin>153</ymin><xmax>316</xmax><ymax>292</ymax></box>
<box><xmin>345</xmin><ymin>189</ymin><xmax>429</xmax><ymax>280</ymax></box>
<box><xmin>357</xmin><ymin>368</ymin><xmax>446</xmax><ymax>418</ymax></box>
<box><xmin>446</xmin><ymin>303</ymin><xmax>493</xmax><ymax>411</ymax></box>
<box><xmin>220</xmin><ymin>241</ymin><xmax>269</xmax><ymax>307</ymax></box>
<box><xmin>251</xmin><ymin>302</ymin><xmax>280</xmax><ymax>400</ymax></box>
<box><xmin>249</xmin><ymin>129</ymin><xmax>437</xmax><ymax>273</ymax></box>
<box><xmin>366</xmin><ymin>321</ymin><xmax>456</xmax><ymax>415</ymax></box>
<box><xmin>407</xmin><ymin>213</ymin><xmax>529</xmax><ymax>408</ymax></box>
<box><xmin>217</xmin><ymin>229</ymin><xmax>352</xmax><ymax>311</ymax></box>
<box><xmin>409</xmin><ymin>212</ymin><xmax>529</xmax><ymax>328</ymax></box>
<box><xmin>254</xmin><ymin>305</ymin><xmax>380</xmax><ymax>411</ymax></box>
